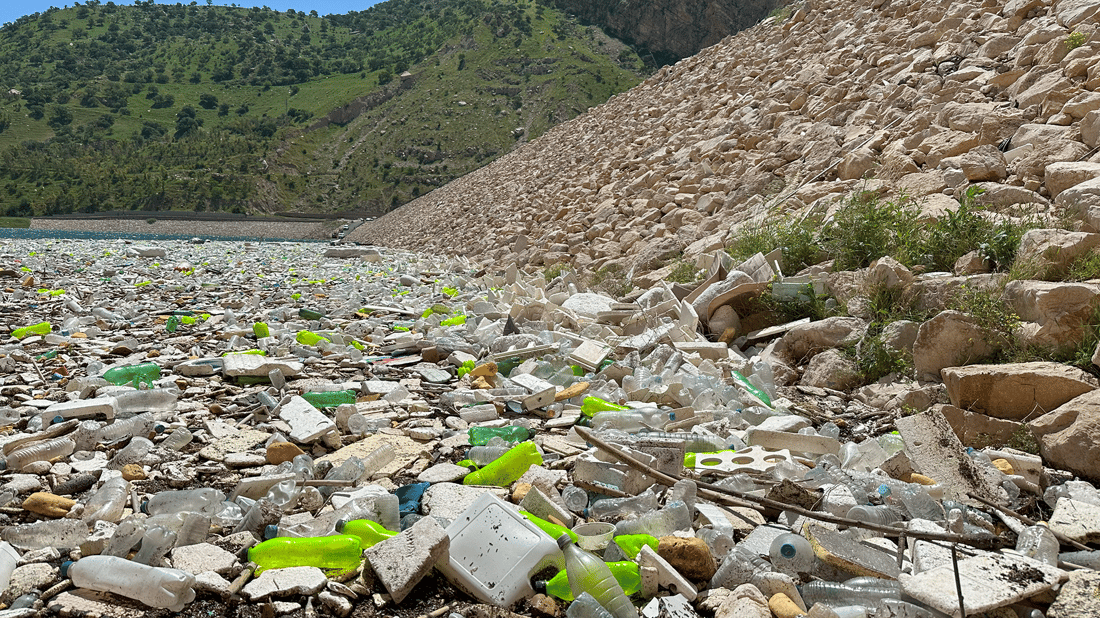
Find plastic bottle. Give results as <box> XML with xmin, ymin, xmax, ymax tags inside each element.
<box><xmin>161</xmin><ymin>427</ymin><xmax>193</xmax><ymax>451</ymax></box>
<box><xmin>132</xmin><ymin>525</ymin><xmax>177</xmax><ymax>565</ymax></box>
<box><xmin>296</xmin><ymin>330</ymin><xmax>330</xmax><ymax>346</ymax></box>
<box><xmin>82</xmin><ymin>477</ymin><xmax>130</xmax><ymax>524</ymax></box>
<box><xmin>1</xmin><ymin>437</ymin><xmax>76</xmax><ymax>471</ymax></box>
<box><xmin>542</xmin><ymin>561</ymin><xmax>641</xmax><ymax>601</ymax></box>
<box><xmin>1</xmin><ymin>518</ymin><xmax>88</xmax><ymax>550</ymax></box>
<box><xmin>463</xmin><ymin>441</ymin><xmax>543</xmax><ymax>487</ymax></box>
<box><xmin>590</xmin><ymin>408</ymin><xmax>673</xmax><ymax>433</ymax></box>
<box><xmin>638</xmin><ymin>431</ymin><xmax>731</xmax><ymax>452</ymax></box>
<box><xmin>845</xmin><ymin>504</ymin><xmax>902</xmax><ymax>526</ymax></box>
<box><xmin>562</xmin><ymin>485</ymin><xmax>589</xmax><ymax>513</ymax></box>
<box><xmin>1016</xmin><ymin>523</ymin><xmax>1059</xmax><ymax>566</ymax></box>
<box><xmin>336</xmin><ymin>519</ymin><xmax>397</xmax><ymax>548</ymax></box>
<box><xmin>298</xmin><ymin>308</ymin><xmax>325</xmax><ymax>320</ymax></box>
<box><xmin>11</xmin><ymin>321</ymin><xmax>51</xmax><ymax>339</ymax></box>
<box><xmin>468</xmin><ymin>425</ymin><xmax>530</xmax><ymax>446</ymax></box>
<box><xmin>302</xmin><ymin>389</ymin><xmax>357</xmax><ymax>408</ymax></box>
<box><xmin>103</xmin><ymin>516</ymin><xmax>147</xmax><ymax>557</ymax></box>
<box><xmin>612</xmin><ymin>501</ymin><xmax>691</xmax><ymax>538</ymax></box>
<box><xmin>769</xmin><ymin>532</ymin><xmax>815</xmax><ymax>576</ymax></box>
<box><xmin>567</xmin><ymin>592</ymin><xmax>614</xmax><ymax>618</ymax></box>
<box><xmin>253</xmin><ymin>322</ymin><xmax>270</xmax><ymax>338</ymax></box>
<box><xmin>589</xmin><ymin>490</ymin><xmax>659</xmax><ymax>521</ymax></box>
<box><xmin>175</xmin><ymin>512</ymin><xmax>212</xmax><ymax>547</ymax></box>
<box><xmin>521</xmin><ymin>511</ymin><xmax>579</xmax><ymax>544</ymax></box>
<box><xmin>580</xmin><ymin>397</ymin><xmax>630</xmax><ymax>418</ymax></box>
<box><xmin>143</xmin><ymin>488</ymin><xmax>226</xmax><ymax>516</ymax></box>
<box><xmin>0</xmin><ymin>542</ymin><xmax>18</xmax><ymax>592</ymax></box>
<box><xmin>63</xmin><ymin>555</ymin><xmax>195</xmax><ymax>611</ymax></box>
<box><xmin>558</xmin><ymin>535</ymin><xmax>637</xmax><ymax>618</ymax></box>
<box><xmin>102</xmin><ymin>363</ymin><xmax>161</xmax><ymax>388</ymax></box>
<box><xmin>165</xmin><ymin>316</ymin><xmax>180</xmax><ymax>333</ymax></box>
<box><xmin>96</xmin><ymin>413</ymin><xmax>160</xmax><ymax>444</ymax></box>
<box><xmin>469</xmin><ymin>444</ymin><xmax>512</xmax><ymax>466</ymax></box>
<box><xmin>248</xmin><ymin>535</ymin><xmax>363</xmax><ymax>573</ymax></box>
<box><xmin>696</xmin><ymin>527</ymin><xmax>734</xmax><ymax>561</ymax></box>
<box><xmin>92</xmin><ymin>307</ymin><xmax>125</xmax><ymax>322</ymax></box>
<box><xmin>113</xmin><ymin>389</ymin><xmax>178</xmax><ymax>414</ymax></box>
<box><xmin>609</xmin><ymin>535</ymin><xmax>659</xmax><ymax>560</ymax></box>
<box><xmin>800</xmin><ymin>578</ymin><xmax>901</xmax><ymax>608</ymax></box>
<box><xmin>108</xmin><ymin>436</ymin><xmax>154</xmax><ymax>470</ymax></box>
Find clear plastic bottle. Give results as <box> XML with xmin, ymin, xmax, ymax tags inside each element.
<box><xmin>175</xmin><ymin>513</ymin><xmax>211</xmax><ymax>547</ymax></box>
<box><xmin>160</xmin><ymin>428</ymin><xmax>193</xmax><ymax>451</ymax></box>
<box><xmin>143</xmin><ymin>488</ymin><xmax>226</xmax><ymax>516</ymax></box>
<box><xmin>132</xmin><ymin>525</ymin><xmax>177</xmax><ymax>565</ymax></box>
<box><xmin>63</xmin><ymin>555</ymin><xmax>195</xmax><ymax>611</ymax></box>
<box><xmin>668</xmin><ymin>479</ymin><xmax>697</xmax><ymax>514</ymax></box>
<box><xmin>562</xmin><ymin>485</ymin><xmax>589</xmax><ymax>513</ymax></box>
<box><xmin>0</xmin><ymin>541</ymin><xmax>18</xmax><ymax>592</ymax></box>
<box><xmin>2</xmin><ymin>519</ymin><xmax>89</xmax><ymax>550</ymax></box>
<box><xmin>637</xmin><ymin>431</ymin><xmax>731</xmax><ymax>452</ymax></box>
<box><xmin>1016</xmin><ymin>524</ymin><xmax>1059</xmax><ymax>566</ymax></box>
<box><xmin>769</xmin><ymin>532</ymin><xmax>815</xmax><ymax>577</ymax></box>
<box><xmin>558</xmin><ymin>536</ymin><xmax>637</xmax><ymax>618</ymax></box>
<box><xmin>97</xmin><ymin>413</ymin><xmax>160</xmax><ymax>444</ymax></box>
<box><xmin>696</xmin><ymin>527</ymin><xmax>734</xmax><ymax>561</ymax></box>
<box><xmin>71</xmin><ymin>420</ymin><xmax>102</xmax><ymax>452</ymax></box>
<box><xmin>567</xmin><ymin>592</ymin><xmax>614</xmax><ymax>618</ymax></box>
<box><xmin>612</xmin><ymin>501</ymin><xmax>691</xmax><ymax>537</ymax></box>
<box><xmin>590</xmin><ymin>408</ymin><xmax>673</xmax><ymax>433</ymax></box>
<box><xmin>108</xmin><ymin>436</ymin><xmax>154</xmax><ymax>470</ymax></box>
<box><xmin>82</xmin><ymin>477</ymin><xmax>130</xmax><ymax>524</ymax></box>
<box><xmin>845</xmin><ymin>504</ymin><xmax>902</xmax><ymax>526</ymax></box>
<box><xmin>800</xmin><ymin>578</ymin><xmax>901</xmax><ymax>608</ymax></box>
<box><xmin>589</xmin><ymin>490</ymin><xmax>659</xmax><ymax>521</ymax></box>
<box><xmin>469</xmin><ymin>444</ymin><xmax>512</xmax><ymax>466</ymax></box>
<box><xmin>2</xmin><ymin>437</ymin><xmax>76</xmax><ymax>471</ymax></box>
<box><xmin>104</xmin><ymin>516</ymin><xmax>147</xmax><ymax>557</ymax></box>
<box><xmin>113</xmin><ymin>389</ymin><xmax>177</xmax><ymax>415</ymax></box>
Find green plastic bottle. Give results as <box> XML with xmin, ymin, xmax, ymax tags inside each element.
<box><xmin>611</xmin><ymin>534</ymin><xmax>659</xmax><ymax>559</ymax></box>
<box><xmin>731</xmin><ymin>370</ymin><xmax>771</xmax><ymax>407</ymax></box>
<box><xmin>247</xmin><ymin>535</ymin><xmax>362</xmax><ymax>574</ymax></box>
<box><xmin>296</xmin><ymin>330</ymin><xmax>330</xmax><ymax>346</ymax></box>
<box><xmin>520</xmin><ymin>510</ymin><xmax>579</xmax><ymax>544</ymax></box>
<box><xmin>336</xmin><ymin>519</ymin><xmax>397</xmax><ymax>548</ymax></box>
<box><xmin>11</xmin><ymin>321</ymin><xmax>51</xmax><ymax>339</ymax></box>
<box><xmin>543</xmin><ymin>561</ymin><xmax>641</xmax><ymax>601</ymax></box>
<box><xmin>463</xmin><ymin>441</ymin><xmax>542</xmax><ymax>486</ymax></box>
<box><xmin>165</xmin><ymin>316</ymin><xmax>180</xmax><ymax>333</ymax></box>
<box><xmin>253</xmin><ymin>322</ymin><xmax>270</xmax><ymax>338</ymax></box>
<box><xmin>302</xmin><ymin>390</ymin><xmax>357</xmax><ymax>408</ymax></box>
<box><xmin>467</xmin><ymin>426</ymin><xmax>530</xmax><ymax>446</ymax></box>
<box><xmin>298</xmin><ymin>308</ymin><xmax>325</xmax><ymax>321</ymax></box>
<box><xmin>580</xmin><ymin>396</ymin><xmax>629</xmax><ymax>418</ymax></box>
<box><xmin>102</xmin><ymin>363</ymin><xmax>161</xmax><ymax>388</ymax></box>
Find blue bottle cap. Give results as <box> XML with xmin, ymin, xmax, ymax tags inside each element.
<box><xmin>60</xmin><ymin>560</ymin><xmax>74</xmax><ymax>578</ymax></box>
<box><xmin>263</xmin><ymin>524</ymin><xmax>279</xmax><ymax>540</ymax></box>
<box><xmin>780</xmin><ymin>543</ymin><xmax>797</xmax><ymax>559</ymax></box>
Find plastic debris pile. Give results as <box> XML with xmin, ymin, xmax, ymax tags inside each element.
<box><xmin>0</xmin><ymin>238</ymin><xmax>1095</xmax><ymax>618</ymax></box>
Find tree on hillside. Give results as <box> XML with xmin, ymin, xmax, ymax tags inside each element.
<box><xmin>174</xmin><ymin>105</ymin><xmax>203</xmax><ymax>139</ymax></box>
<box><xmin>198</xmin><ymin>92</ymin><xmax>217</xmax><ymax>109</ymax></box>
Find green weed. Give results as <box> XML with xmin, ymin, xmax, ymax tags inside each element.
<box><xmin>543</xmin><ymin>263</ymin><xmax>569</xmax><ymax>281</ymax></box>
<box><xmin>0</xmin><ymin>217</ymin><xmax>31</xmax><ymax>228</ymax></box>
<box><xmin>589</xmin><ymin>264</ymin><xmax>632</xmax><ymax>299</ymax></box>
<box><xmin>1066</xmin><ymin>31</ymin><xmax>1087</xmax><ymax>51</ymax></box>
<box><xmin>819</xmin><ymin>189</ymin><xmax>923</xmax><ymax>271</ymax></box>
<box><xmin>726</xmin><ymin>214</ymin><xmax>820</xmax><ymax>275</ymax></box>
<box><xmin>666</xmin><ymin>258</ymin><xmax>702</xmax><ymax>284</ymax></box>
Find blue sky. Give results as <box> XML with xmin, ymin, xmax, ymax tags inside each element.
<box><xmin>1</xmin><ymin>1</ymin><xmax>384</xmax><ymax>28</ymax></box>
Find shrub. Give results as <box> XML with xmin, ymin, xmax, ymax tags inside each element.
<box><xmin>819</xmin><ymin>189</ymin><xmax>923</xmax><ymax>271</ymax></box>
<box><xmin>543</xmin><ymin>263</ymin><xmax>569</xmax><ymax>281</ymax></box>
<box><xmin>666</xmin><ymin>259</ymin><xmax>701</xmax><ymax>284</ymax></box>
<box><xmin>727</xmin><ymin>214</ymin><xmax>820</xmax><ymax>274</ymax></box>
<box><xmin>589</xmin><ymin>264</ymin><xmax>632</xmax><ymax>299</ymax></box>
<box><xmin>1066</xmin><ymin>31</ymin><xmax>1087</xmax><ymax>51</ymax></box>
<box><xmin>145</xmin><ymin>217</ymin><xmax>157</xmax><ymax>224</ymax></box>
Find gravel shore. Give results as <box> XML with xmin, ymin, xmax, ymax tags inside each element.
<box><xmin>30</xmin><ymin>218</ymin><xmax>336</xmax><ymax>241</ymax></box>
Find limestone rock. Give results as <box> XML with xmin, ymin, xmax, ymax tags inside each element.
<box><xmin>777</xmin><ymin>316</ymin><xmax>866</xmax><ymax>364</ymax></box>
<box><xmin>866</xmin><ymin>256</ymin><xmax>914</xmax><ymax>290</ymax></box>
<box><xmin>1045</xmin><ymin>162</ymin><xmax>1100</xmax><ymax>199</ymax></box>
<box><xmin>1029</xmin><ymin>390</ymin><xmax>1100</xmax><ymax>483</ymax></box>
<box><xmin>1004</xmin><ymin>280</ymin><xmax>1100</xmax><ymax>352</ymax></box>
<box><xmin>799</xmin><ymin>349</ymin><xmax>861</xmax><ymax>391</ymax></box>
<box><xmin>912</xmin><ymin>311</ymin><xmax>1002</xmax><ymax>382</ymax></box>
<box><xmin>1015</xmin><ymin>229</ymin><xmax>1100</xmax><ymax>278</ymax></box>
<box><xmin>713</xmin><ymin>584</ymin><xmax>770</xmax><ymax>618</ymax></box>
<box><xmin>959</xmin><ymin>145</ymin><xmax>1007</xmax><ymax>181</ymax></box>
<box><xmin>942</xmin><ymin>362</ymin><xmax>1097</xmax><ymax>421</ymax></box>
<box><xmin>1048</xmin><ymin>569</ymin><xmax>1100</xmax><ymax>618</ymax></box>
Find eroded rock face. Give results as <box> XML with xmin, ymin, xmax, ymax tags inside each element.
<box><xmin>912</xmin><ymin>311</ymin><xmax>1001</xmax><ymax>382</ymax></box>
<box><xmin>942</xmin><ymin>362</ymin><xmax>1097</xmax><ymax>421</ymax></box>
<box><xmin>1030</xmin><ymin>390</ymin><xmax>1100</xmax><ymax>484</ymax></box>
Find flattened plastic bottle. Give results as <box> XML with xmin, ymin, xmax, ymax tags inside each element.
<box><xmin>336</xmin><ymin>519</ymin><xmax>397</xmax><ymax>548</ymax></box>
<box><xmin>143</xmin><ymin>488</ymin><xmax>226</xmax><ymax>516</ymax></box>
<box><xmin>463</xmin><ymin>441</ymin><xmax>543</xmax><ymax>487</ymax></box>
<box><xmin>63</xmin><ymin>555</ymin><xmax>195</xmax><ymax>611</ymax></box>
<box><xmin>557</xmin><ymin>536</ymin><xmax>637</xmax><ymax>618</ymax></box>
<box><xmin>82</xmin><ymin>477</ymin><xmax>130</xmax><ymax>524</ymax></box>
<box><xmin>102</xmin><ymin>363</ymin><xmax>161</xmax><ymax>388</ymax></box>
<box><xmin>1</xmin><ymin>437</ymin><xmax>75</xmax><ymax>471</ymax></box>
<box><xmin>248</xmin><ymin>535</ymin><xmax>362</xmax><ymax>574</ymax></box>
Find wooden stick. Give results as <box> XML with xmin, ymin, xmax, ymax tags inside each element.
<box><xmin>574</xmin><ymin>425</ymin><xmax>1008</xmax><ymax>550</ymax></box>
<box><xmin>952</xmin><ymin>544</ymin><xmax>966</xmax><ymax>618</ymax></box>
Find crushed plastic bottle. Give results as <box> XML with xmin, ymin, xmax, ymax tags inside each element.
<box><xmin>102</xmin><ymin>362</ymin><xmax>161</xmax><ymax>388</ymax></box>
<box><xmin>248</xmin><ymin>535</ymin><xmax>363</xmax><ymax>573</ymax></box>
<box><xmin>63</xmin><ymin>555</ymin><xmax>195</xmax><ymax>611</ymax></box>
<box><xmin>11</xmin><ymin>321</ymin><xmax>51</xmax><ymax>339</ymax></box>
<box><xmin>558</xmin><ymin>535</ymin><xmax>637</xmax><ymax>618</ymax></box>
<box><xmin>463</xmin><ymin>441</ymin><xmax>543</xmax><ymax>486</ymax></box>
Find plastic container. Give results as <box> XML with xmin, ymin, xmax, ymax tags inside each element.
<box><xmin>82</xmin><ymin>477</ymin><xmax>130</xmax><ymax>524</ymax></box>
<box><xmin>298</xmin><ymin>308</ymin><xmax>325</xmax><ymax>320</ymax></box>
<box><xmin>143</xmin><ymin>488</ymin><xmax>226</xmax><ymax>516</ymax></box>
<box><xmin>522</xmin><ymin>511</ymin><xmax>579</xmax><ymax>544</ymax></box>
<box><xmin>609</xmin><ymin>535</ymin><xmax>658</xmax><ymax>560</ymax></box>
<box><xmin>845</xmin><ymin>504</ymin><xmax>901</xmax><ymax>526</ymax></box>
<box><xmin>253</xmin><ymin>322</ymin><xmax>270</xmax><ymax>338</ymax></box>
<box><xmin>463</xmin><ymin>441</ymin><xmax>542</xmax><ymax>487</ymax></box>
<box><xmin>558</xmin><ymin>535</ymin><xmax>637</xmax><ymax>618</ymax></box>
<box><xmin>1016</xmin><ymin>523</ymin><xmax>1059</xmax><ymax>566</ymax></box>
<box><xmin>572</xmin><ymin>522</ymin><xmax>616</xmax><ymax>552</ymax></box>
<box><xmin>580</xmin><ymin>397</ymin><xmax>630</xmax><ymax>418</ymax></box>
<box><xmin>0</xmin><ymin>542</ymin><xmax>18</xmax><ymax>592</ymax></box>
<box><xmin>161</xmin><ymin>428</ymin><xmax>193</xmax><ymax>451</ymax></box>
<box><xmin>562</xmin><ymin>485</ymin><xmax>589</xmax><ymax>513</ymax></box>
<box><xmin>469</xmin><ymin>444</ymin><xmax>512</xmax><ymax>466</ymax></box>
<box><xmin>769</xmin><ymin>532</ymin><xmax>815</xmax><ymax>576</ymax></box>
<box><xmin>102</xmin><ymin>363</ymin><xmax>161</xmax><ymax>388</ymax></box>
<box><xmin>438</xmin><ymin>492</ymin><xmax>565</xmax><ymax>607</ymax></box>
<box><xmin>800</xmin><ymin>578</ymin><xmax>902</xmax><ymax>608</ymax></box>
<box><xmin>2</xmin><ymin>518</ymin><xmax>89</xmax><ymax>550</ymax></box>
<box><xmin>296</xmin><ymin>330</ymin><xmax>330</xmax><ymax>346</ymax></box>
<box><xmin>132</xmin><ymin>525</ymin><xmax>177</xmax><ymax>564</ymax></box>
<box><xmin>589</xmin><ymin>490</ymin><xmax>658</xmax><ymax>521</ymax></box>
<box><xmin>96</xmin><ymin>413</ymin><xmax>159</xmax><ymax>444</ymax></box>
<box><xmin>638</xmin><ymin>431</ymin><xmax>730</xmax><ymax>452</ymax></box>
<box><xmin>113</xmin><ymin>389</ymin><xmax>178</xmax><ymax>414</ymax></box>
<box><xmin>612</xmin><ymin>500</ymin><xmax>690</xmax><ymax>537</ymax></box>
<box><xmin>468</xmin><ymin>425</ymin><xmax>530</xmax><ymax>446</ymax></box>
<box><xmin>248</xmin><ymin>535</ymin><xmax>363</xmax><ymax>573</ymax></box>
<box><xmin>108</xmin><ymin>436</ymin><xmax>154</xmax><ymax>470</ymax></box>
<box><xmin>590</xmin><ymin>408</ymin><xmax>673</xmax><ymax>433</ymax></box>
<box><xmin>1</xmin><ymin>437</ymin><xmax>75</xmax><ymax>471</ymax></box>
<box><xmin>12</xmin><ymin>321</ymin><xmax>51</xmax><ymax>339</ymax></box>
<box><xmin>696</xmin><ymin>527</ymin><xmax>734</xmax><ymax>561</ymax></box>
<box><xmin>175</xmin><ymin>512</ymin><xmax>212</xmax><ymax>547</ymax></box>
<box><xmin>103</xmin><ymin>516</ymin><xmax>146</xmax><ymax>557</ymax></box>
<box><xmin>542</xmin><ymin>561</ymin><xmax>641</xmax><ymax>601</ymax></box>
<box><xmin>336</xmin><ymin>519</ymin><xmax>397</xmax><ymax>548</ymax></box>
<box><xmin>63</xmin><ymin>555</ymin><xmax>195</xmax><ymax>611</ymax></box>
<box><xmin>302</xmin><ymin>389</ymin><xmax>357</xmax><ymax>408</ymax></box>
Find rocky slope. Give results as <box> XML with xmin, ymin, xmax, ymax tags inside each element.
<box><xmin>354</xmin><ymin>0</ymin><xmax>1100</xmax><ymax>279</ymax></box>
<box><xmin>546</xmin><ymin>0</ymin><xmax>783</xmax><ymax>63</ymax></box>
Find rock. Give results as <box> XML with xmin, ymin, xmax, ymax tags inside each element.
<box><xmin>1048</xmin><ymin>568</ymin><xmax>1100</xmax><ymax>618</ymax></box>
<box><xmin>880</xmin><ymin>320</ymin><xmax>919</xmax><ymax>356</ymax></box>
<box><xmin>838</xmin><ymin>148</ymin><xmax>875</xmax><ymax>180</ymax></box>
<box><xmin>896</xmin><ymin>408</ymin><xmax>1008</xmax><ymax>504</ymax></box>
<box><xmin>1083</xmin><ymin>110</ymin><xmax>1100</xmax><ymax>149</ymax></box>
<box><xmin>777</xmin><ymin>317</ymin><xmax>866</xmax><ymax>364</ymax></box>
<box><xmin>899</xmin><ymin>552</ymin><xmax>1063</xmax><ymax>617</ymax></box>
<box><xmin>1030</xmin><ymin>390</ymin><xmax>1100</xmax><ymax>483</ymax></box>
<box><xmin>658</xmin><ymin>536</ymin><xmax>718</xmax><ymax>582</ymax></box>
<box><xmin>954</xmin><ymin>250</ymin><xmax>990</xmax><ymax>275</ymax></box>
<box><xmin>193</xmin><ymin>571</ymin><xmax>233</xmax><ymax>599</ymax></box>
<box><xmin>21</xmin><ymin>492</ymin><xmax>75</xmax><ymax>518</ymax></box>
<box><xmin>912</xmin><ymin>311</ymin><xmax>1002</xmax><ymax>382</ymax></box>
<box><xmin>959</xmin><ymin>145</ymin><xmax>1007</xmax><ymax>181</ymax></box>
<box><xmin>416</xmin><ymin>463</ymin><xmax>472</xmax><ymax>484</ymax></box>
<box><xmin>1058</xmin><ymin>177</ymin><xmax>1100</xmax><ymax>232</ymax></box>
<box><xmin>867</xmin><ymin>256</ymin><xmax>914</xmax><ymax>290</ymax></box>
<box><xmin>897</xmin><ymin>171</ymin><xmax>947</xmax><ymax>197</ymax></box>
<box><xmin>421</xmin><ymin>483</ymin><xmax>504</xmax><ymax>520</ymax></box>
<box><xmin>939</xmin><ymin>404</ymin><xmax>1026</xmax><ymax>448</ymax></box>
<box><xmin>277</xmin><ymin>396</ymin><xmax>337</xmax><ymax>443</ymax></box>
<box><xmin>318</xmin><ymin>590</ymin><xmax>353</xmax><ymax>617</ymax></box>
<box><xmin>1045</xmin><ymin>162</ymin><xmax>1100</xmax><ymax>199</ymax></box>
<box><xmin>4</xmin><ymin>563</ymin><xmax>58</xmax><ymax>602</ymax></box>
<box><xmin>798</xmin><ymin>349</ymin><xmax>861</xmax><ymax>391</ymax></box>
<box><xmin>561</xmin><ymin>292</ymin><xmax>615</xmax><ymax>318</ymax></box>
<box><xmin>169</xmin><ymin>543</ymin><xmax>239</xmax><ymax>575</ymax></box>
<box><xmin>222</xmin><ymin>354</ymin><xmax>303</xmax><ymax>378</ymax></box>
<box><xmin>241</xmin><ymin>566</ymin><xmax>328</xmax><ymax>601</ymax></box>
<box><xmin>1015</xmin><ymin>229</ymin><xmax>1100</xmax><ymax>278</ymax></box>
<box><xmin>974</xmin><ymin>182</ymin><xmax>1047</xmax><ymax>208</ymax></box>
<box><xmin>1004</xmin><ymin>280</ymin><xmax>1100</xmax><ymax>352</ymax></box>
<box><xmin>941</xmin><ymin>362</ymin><xmax>1097</xmax><ymax>421</ymax></box>
<box><xmin>266</xmin><ymin>441</ymin><xmax>306</xmax><ymax>465</ymax></box>
<box><xmin>713</xmin><ymin>583</ymin><xmax>770</xmax><ymax>618</ymax></box>
<box><xmin>527</xmin><ymin>594</ymin><xmax>561</xmax><ymax>618</ymax></box>
<box><xmin>363</xmin><ymin>516</ymin><xmax>450</xmax><ymax>604</ymax></box>
<box><xmin>120</xmin><ymin>464</ymin><xmax>146</xmax><ymax>481</ymax></box>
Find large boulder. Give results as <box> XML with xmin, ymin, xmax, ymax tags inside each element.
<box><xmin>1014</xmin><ymin>229</ymin><xmax>1100</xmax><ymax>279</ymax></box>
<box><xmin>942</xmin><ymin>362</ymin><xmax>1097</xmax><ymax>421</ymax></box>
<box><xmin>1045</xmin><ymin>162</ymin><xmax>1100</xmax><ymax>199</ymax></box>
<box><xmin>1004</xmin><ymin>280</ymin><xmax>1100</xmax><ymax>352</ymax></box>
<box><xmin>912</xmin><ymin>311</ymin><xmax>1002</xmax><ymax>381</ymax></box>
<box><xmin>1029</xmin><ymin>390</ymin><xmax>1100</xmax><ymax>483</ymax></box>
<box><xmin>1057</xmin><ymin>177</ymin><xmax>1100</xmax><ymax>232</ymax></box>
<box><xmin>799</xmin><ymin>349</ymin><xmax>861</xmax><ymax>391</ymax></box>
<box><xmin>776</xmin><ymin>317</ymin><xmax>867</xmax><ymax>364</ymax></box>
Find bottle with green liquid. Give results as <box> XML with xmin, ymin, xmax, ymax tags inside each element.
<box><xmin>540</xmin><ymin>561</ymin><xmax>641</xmax><ymax>602</ymax></box>
<box><xmin>11</xmin><ymin>322</ymin><xmax>51</xmax><ymax>339</ymax></box>
<box><xmin>103</xmin><ymin>363</ymin><xmax>161</xmax><ymax>388</ymax></box>
<box><xmin>302</xmin><ymin>390</ymin><xmax>357</xmax><ymax>408</ymax></box>
<box><xmin>463</xmin><ymin>441</ymin><xmax>542</xmax><ymax>486</ymax></box>
<box><xmin>580</xmin><ymin>396</ymin><xmax>629</xmax><ymax>418</ymax></box>
<box><xmin>247</xmin><ymin>535</ymin><xmax>362</xmax><ymax>573</ymax></box>
<box><xmin>336</xmin><ymin>519</ymin><xmax>397</xmax><ymax>548</ymax></box>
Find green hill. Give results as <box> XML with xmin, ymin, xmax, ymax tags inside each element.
<box><xmin>0</xmin><ymin>0</ymin><xmax>650</xmax><ymax>216</ymax></box>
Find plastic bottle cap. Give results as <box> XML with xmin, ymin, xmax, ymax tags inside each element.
<box><xmin>780</xmin><ymin>543</ymin><xmax>797</xmax><ymax>559</ymax></box>
<box><xmin>263</xmin><ymin>524</ymin><xmax>279</xmax><ymax>540</ymax></box>
<box><xmin>59</xmin><ymin>561</ymin><xmax>74</xmax><ymax>578</ymax></box>
<box><xmin>335</xmin><ymin>519</ymin><xmax>347</xmax><ymax>533</ymax></box>
<box><xmin>53</xmin><ymin>415</ymin><xmax>65</xmax><ymax>424</ymax></box>
<box><xmin>556</xmin><ymin>534</ymin><xmax>573</xmax><ymax>550</ymax></box>
<box><xmin>139</xmin><ymin>499</ymin><xmax>149</xmax><ymax>514</ymax></box>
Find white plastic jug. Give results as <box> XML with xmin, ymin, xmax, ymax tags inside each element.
<box><xmin>0</xmin><ymin>541</ymin><xmax>18</xmax><ymax>591</ymax></box>
<box><xmin>438</xmin><ymin>492</ymin><xmax>564</xmax><ymax>607</ymax></box>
